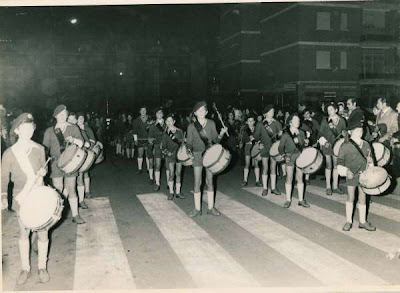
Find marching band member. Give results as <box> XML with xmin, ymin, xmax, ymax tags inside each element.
<box><xmin>375</xmin><ymin>97</ymin><xmax>399</xmax><ymax>148</ymax></box>
<box><xmin>133</xmin><ymin>107</ymin><xmax>151</xmax><ymax>178</ymax></box>
<box><xmin>318</xmin><ymin>102</ymin><xmax>347</xmax><ymax>196</ymax></box>
<box><xmin>239</xmin><ymin>115</ymin><xmax>261</xmax><ymax>187</ymax></box>
<box><xmin>161</xmin><ymin>113</ymin><xmax>185</xmax><ymax>200</ymax></box>
<box><xmin>1</xmin><ymin>113</ymin><xmax>51</xmax><ymax>284</ymax></box>
<box><xmin>278</xmin><ymin>113</ymin><xmax>310</xmax><ymax>208</ymax></box>
<box><xmin>125</xmin><ymin>114</ymin><xmax>135</xmax><ymax>159</ymax></box>
<box><xmin>186</xmin><ymin>101</ymin><xmax>228</xmax><ymax>217</ymax></box>
<box><xmin>76</xmin><ymin>112</ymin><xmax>96</xmax><ymax>206</ymax></box>
<box><xmin>42</xmin><ymin>105</ymin><xmax>85</xmax><ymax>224</ymax></box>
<box><xmin>148</xmin><ymin>107</ymin><xmax>166</xmax><ymax>191</ymax></box>
<box><xmin>337</xmin><ymin>119</ymin><xmax>376</xmax><ymax>232</ymax></box>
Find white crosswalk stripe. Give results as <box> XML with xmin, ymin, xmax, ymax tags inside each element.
<box><xmin>202</xmin><ymin>191</ymin><xmax>388</xmax><ymax>286</ymax></box>
<box><xmin>137</xmin><ymin>193</ymin><xmax>260</xmax><ymax>288</ymax></box>
<box><xmin>307</xmin><ymin>185</ymin><xmax>400</xmax><ymax>222</ymax></box>
<box><xmin>73</xmin><ymin>197</ymin><xmax>136</xmax><ymax>290</ymax></box>
<box><xmin>245</xmin><ymin>186</ymin><xmax>400</xmax><ymax>254</ymax></box>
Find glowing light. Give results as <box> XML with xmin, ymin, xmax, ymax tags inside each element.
<box><xmin>70</xmin><ymin>18</ymin><xmax>78</xmax><ymax>24</ymax></box>
<box><xmin>119</xmin><ymin>72</ymin><xmax>123</xmax><ymax>76</ymax></box>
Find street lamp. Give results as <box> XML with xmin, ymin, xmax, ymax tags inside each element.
<box><xmin>70</xmin><ymin>18</ymin><xmax>78</xmax><ymax>24</ymax></box>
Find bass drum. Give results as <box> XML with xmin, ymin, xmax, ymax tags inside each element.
<box><xmin>202</xmin><ymin>144</ymin><xmax>231</xmax><ymax>175</ymax></box>
<box><xmin>269</xmin><ymin>140</ymin><xmax>284</xmax><ymax>162</ymax></box>
<box><xmin>177</xmin><ymin>144</ymin><xmax>193</xmax><ymax>166</ymax></box>
<box><xmin>359</xmin><ymin>166</ymin><xmax>391</xmax><ymax>195</ymax></box>
<box><xmin>79</xmin><ymin>149</ymin><xmax>96</xmax><ymax>173</ymax></box>
<box><xmin>333</xmin><ymin>138</ymin><xmax>345</xmax><ymax>157</ymax></box>
<box><xmin>372</xmin><ymin>142</ymin><xmax>391</xmax><ymax>167</ymax></box>
<box><xmin>250</xmin><ymin>143</ymin><xmax>261</xmax><ymax>161</ymax></box>
<box><xmin>19</xmin><ymin>186</ymin><xmax>64</xmax><ymax>231</ymax></box>
<box><xmin>296</xmin><ymin>147</ymin><xmax>323</xmax><ymax>174</ymax></box>
<box><xmin>58</xmin><ymin>144</ymin><xmax>87</xmax><ymax>174</ymax></box>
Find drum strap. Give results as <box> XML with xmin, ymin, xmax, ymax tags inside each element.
<box><xmin>194</xmin><ymin>120</ymin><xmax>211</xmax><ymax>147</ymax></box>
<box><xmin>54</xmin><ymin>127</ymin><xmax>66</xmax><ymax>153</ymax></box>
<box><xmin>167</xmin><ymin>129</ymin><xmax>181</xmax><ymax>145</ymax></box>
<box><xmin>156</xmin><ymin>121</ymin><xmax>166</xmax><ymax>134</ymax></box>
<box><xmin>11</xmin><ymin>145</ymin><xmax>37</xmax><ymax>200</ymax></box>
<box><xmin>349</xmin><ymin>139</ymin><xmax>367</xmax><ymax>161</ymax></box>
<box><xmin>287</xmin><ymin>130</ymin><xmax>303</xmax><ymax>152</ymax></box>
<box><xmin>263</xmin><ymin>120</ymin><xmax>276</xmax><ymax>141</ymax></box>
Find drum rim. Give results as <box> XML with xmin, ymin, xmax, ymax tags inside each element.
<box><xmin>58</xmin><ymin>145</ymin><xmax>86</xmax><ymax>169</ymax></box>
<box><xmin>208</xmin><ymin>151</ymin><xmax>232</xmax><ymax>175</ymax></box>
<box><xmin>64</xmin><ymin>150</ymin><xmax>88</xmax><ymax>174</ymax></box>
<box><xmin>361</xmin><ymin>177</ymin><xmax>391</xmax><ymax>194</ymax></box>
<box><xmin>204</xmin><ymin>146</ymin><xmax>226</xmax><ymax>169</ymax></box>
<box><xmin>360</xmin><ymin>172</ymin><xmax>389</xmax><ymax>189</ymax></box>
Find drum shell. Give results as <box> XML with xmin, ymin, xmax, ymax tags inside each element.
<box><xmin>359</xmin><ymin>167</ymin><xmax>391</xmax><ymax>195</ymax></box>
<box><xmin>95</xmin><ymin>149</ymin><xmax>105</xmax><ymax>164</ymax></box>
<box><xmin>203</xmin><ymin>144</ymin><xmax>232</xmax><ymax>175</ymax></box>
<box><xmin>333</xmin><ymin>138</ymin><xmax>345</xmax><ymax>157</ymax></box>
<box><xmin>269</xmin><ymin>140</ymin><xmax>284</xmax><ymax>162</ymax></box>
<box><xmin>58</xmin><ymin>145</ymin><xmax>87</xmax><ymax>174</ymax></box>
<box><xmin>19</xmin><ymin>186</ymin><xmax>64</xmax><ymax>231</ymax></box>
<box><xmin>79</xmin><ymin>149</ymin><xmax>96</xmax><ymax>173</ymax></box>
<box><xmin>250</xmin><ymin>144</ymin><xmax>261</xmax><ymax>161</ymax></box>
<box><xmin>372</xmin><ymin>142</ymin><xmax>391</xmax><ymax>167</ymax></box>
<box><xmin>177</xmin><ymin>145</ymin><xmax>193</xmax><ymax>166</ymax></box>
<box><xmin>296</xmin><ymin>147</ymin><xmax>323</xmax><ymax>174</ymax></box>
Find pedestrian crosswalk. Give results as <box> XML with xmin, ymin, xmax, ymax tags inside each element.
<box><xmin>3</xmin><ymin>186</ymin><xmax>400</xmax><ymax>291</ymax></box>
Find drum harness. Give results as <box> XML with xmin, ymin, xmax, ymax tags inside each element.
<box><xmin>348</xmin><ymin>139</ymin><xmax>370</xmax><ymax>175</ymax></box>
<box><xmin>163</xmin><ymin>128</ymin><xmax>182</xmax><ymax>157</ymax></box>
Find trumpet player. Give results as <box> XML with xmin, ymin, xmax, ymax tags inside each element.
<box><xmin>337</xmin><ymin>120</ymin><xmax>376</xmax><ymax>232</ymax></box>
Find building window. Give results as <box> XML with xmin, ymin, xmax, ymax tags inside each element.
<box><xmin>340</xmin><ymin>13</ymin><xmax>348</xmax><ymax>31</ymax></box>
<box><xmin>316</xmin><ymin>51</ymin><xmax>331</xmax><ymax>69</ymax></box>
<box><xmin>316</xmin><ymin>12</ymin><xmax>331</xmax><ymax>30</ymax></box>
<box><xmin>363</xmin><ymin>10</ymin><xmax>385</xmax><ymax>29</ymax></box>
<box><xmin>340</xmin><ymin>51</ymin><xmax>347</xmax><ymax>69</ymax></box>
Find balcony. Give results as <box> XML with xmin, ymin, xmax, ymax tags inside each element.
<box><xmin>359</xmin><ymin>72</ymin><xmax>400</xmax><ymax>79</ymax></box>
<box><xmin>360</xmin><ymin>25</ymin><xmax>398</xmax><ymax>42</ymax></box>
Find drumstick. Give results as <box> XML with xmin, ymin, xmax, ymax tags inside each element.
<box><xmin>212</xmin><ymin>104</ymin><xmax>230</xmax><ymax>137</ymax></box>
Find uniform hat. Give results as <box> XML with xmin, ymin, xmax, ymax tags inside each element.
<box><xmin>53</xmin><ymin>104</ymin><xmax>67</xmax><ymax>117</ymax></box>
<box><xmin>263</xmin><ymin>104</ymin><xmax>274</xmax><ymax>114</ymax></box>
<box><xmin>11</xmin><ymin>113</ymin><xmax>34</xmax><ymax>133</ymax></box>
<box><xmin>347</xmin><ymin>118</ymin><xmax>363</xmax><ymax>131</ymax></box>
<box><xmin>193</xmin><ymin>101</ymin><xmax>207</xmax><ymax>113</ymax></box>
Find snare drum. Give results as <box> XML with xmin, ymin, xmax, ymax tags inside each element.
<box><xmin>58</xmin><ymin>144</ymin><xmax>87</xmax><ymax>174</ymax></box>
<box><xmin>269</xmin><ymin>140</ymin><xmax>284</xmax><ymax>162</ymax></box>
<box><xmin>79</xmin><ymin>149</ymin><xmax>96</xmax><ymax>173</ymax></box>
<box><xmin>333</xmin><ymin>138</ymin><xmax>345</xmax><ymax>157</ymax></box>
<box><xmin>250</xmin><ymin>143</ymin><xmax>261</xmax><ymax>161</ymax></box>
<box><xmin>359</xmin><ymin>166</ymin><xmax>391</xmax><ymax>195</ymax></box>
<box><xmin>19</xmin><ymin>186</ymin><xmax>64</xmax><ymax>231</ymax></box>
<box><xmin>296</xmin><ymin>147</ymin><xmax>323</xmax><ymax>174</ymax></box>
<box><xmin>177</xmin><ymin>144</ymin><xmax>193</xmax><ymax>166</ymax></box>
<box><xmin>372</xmin><ymin>142</ymin><xmax>391</xmax><ymax>167</ymax></box>
<box><xmin>203</xmin><ymin>144</ymin><xmax>232</xmax><ymax>175</ymax></box>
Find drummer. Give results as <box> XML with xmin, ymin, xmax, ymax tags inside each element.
<box><xmin>161</xmin><ymin>113</ymin><xmax>185</xmax><ymax>200</ymax></box>
<box><xmin>278</xmin><ymin>113</ymin><xmax>310</xmax><ymax>208</ymax></box>
<box><xmin>337</xmin><ymin>119</ymin><xmax>376</xmax><ymax>232</ymax></box>
<box><xmin>186</xmin><ymin>101</ymin><xmax>228</xmax><ymax>217</ymax></box>
<box><xmin>318</xmin><ymin>102</ymin><xmax>347</xmax><ymax>196</ymax></box>
<box><xmin>76</xmin><ymin>112</ymin><xmax>97</xmax><ymax>207</ymax></box>
<box><xmin>42</xmin><ymin>105</ymin><xmax>85</xmax><ymax>224</ymax></box>
<box><xmin>1</xmin><ymin>113</ymin><xmax>51</xmax><ymax>284</ymax></box>
<box><xmin>239</xmin><ymin>115</ymin><xmax>261</xmax><ymax>187</ymax></box>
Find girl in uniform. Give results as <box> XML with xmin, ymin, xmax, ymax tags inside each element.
<box><xmin>278</xmin><ymin>113</ymin><xmax>310</xmax><ymax>208</ymax></box>
<box><xmin>161</xmin><ymin>113</ymin><xmax>185</xmax><ymax>200</ymax></box>
<box><xmin>318</xmin><ymin>102</ymin><xmax>347</xmax><ymax>195</ymax></box>
<box><xmin>186</xmin><ymin>101</ymin><xmax>228</xmax><ymax>217</ymax></box>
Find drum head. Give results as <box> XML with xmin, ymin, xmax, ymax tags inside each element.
<box><xmin>58</xmin><ymin>145</ymin><xmax>77</xmax><ymax>165</ymax></box>
<box><xmin>203</xmin><ymin>144</ymin><xmax>223</xmax><ymax>163</ymax></box>
<box><xmin>177</xmin><ymin>145</ymin><xmax>187</xmax><ymax>160</ymax></box>
<box><xmin>270</xmin><ymin>141</ymin><xmax>280</xmax><ymax>156</ymax></box>
<box><xmin>372</xmin><ymin>142</ymin><xmax>385</xmax><ymax>160</ymax></box>
<box><xmin>333</xmin><ymin>138</ymin><xmax>344</xmax><ymax>156</ymax></box>
<box><xmin>19</xmin><ymin>186</ymin><xmax>60</xmax><ymax>229</ymax></box>
<box><xmin>359</xmin><ymin>167</ymin><xmax>388</xmax><ymax>188</ymax></box>
<box><xmin>296</xmin><ymin>147</ymin><xmax>317</xmax><ymax>168</ymax></box>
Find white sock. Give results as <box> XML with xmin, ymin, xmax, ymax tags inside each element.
<box><xmin>194</xmin><ymin>192</ymin><xmax>201</xmax><ymax>211</ymax></box>
<box><xmin>325</xmin><ymin>169</ymin><xmax>332</xmax><ymax>189</ymax></box>
<box><xmin>149</xmin><ymin>169</ymin><xmax>154</xmax><ymax>180</ymax></box>
<box><xmin>243</xmin><ymin>168</ymin><xmax>249</xmax><ymax>182</ymax></box>
<box><xmin>138</xmin><ymin>158</ymin><xmax>143</xmax><ymax>170</ymax></box>
<box><xmin>207</xmin><ymin>191</ymin><xmax>214</xmax><ymax>209</ymax></box>
<box><xmin>166</xmin><ymin>170</ymin><xmax>170</xmax><ymax>183</ymax></box>
<box><xmin>333</xmin><ymin>169</ymin><xmax>339</xmax><ymax>189</ymax></box>
<box><xmin>176</xmin><ymin>182</ymin><xmax>181</xmax><ymax>194</ymax></box>
<box><xmin>38</xmin><ymin>240</ymin><xmax>49</xmax><ymax>270</ymax></box>
<box><xmin>262</xmin><ymin>174</ymin><xmax>268</xmax><ymax>190</ymax></box>
<box><xmin>254</xmin><ymin>168</ymin><xmax>260</xmax><ymax>182</ymax></box>
<box><xmin>271</xmin><ymin>174</ymin><xmax>276</xmax><ymax>190</ymax></box>
<box><xmin>305</xmin><ymin>174</ymin><xmax>310</xmax><ymax>181</ymax></box>
<box><xmin>146</xmin><ymin>158</ymin><xmax>150</xmax><ymax>170</ymax></box>
<box><xmin>77</xmin><ymin>186</ymin><xmax>85</xmax><ymax>203</ymax></box>
<box><xmin>346</xmin><ymin>202</ymin><xmax>353</xmax><ymax>223</ymax></box>
<box><xmin>155</xmin><ymin>171</ymin><xmax>160</xmax><ymax>185</ymax></box>
<box><xmin>282</xmin><ymin>164</ymin><xmax>287</xmax><ymax>176</ymax></box>
<box><xmin>19</xmin><ymin>239</ymin><xmax>30</xmax><ymax>271</ymax></box>
<box><xmin>84</xmin><ymin>177</ymin><xmax>90</xmax><ymax>193</ymax></box>
<box><xmin>297</xmin><ymin>183</ymin><xmax>304</xmax><ymax>202</ymax></box>
<box><xmin>168</xmin><ymin>181</ymin><xmax>174</xmax><ymax>194</ymax></box>
<box><xmin>359</xmin><ymin>204</ymin><xmax>367</xmax><ymax>224</ymax></box>
<box><xmin>285</xmin><ymin>183</ymin><xmax>292</xmax><ymax>202</ymax></box>
<box><xmin>68</xmin><ymin>197</ymin><xmax>79</xmax><ymax>217</ymax></box>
